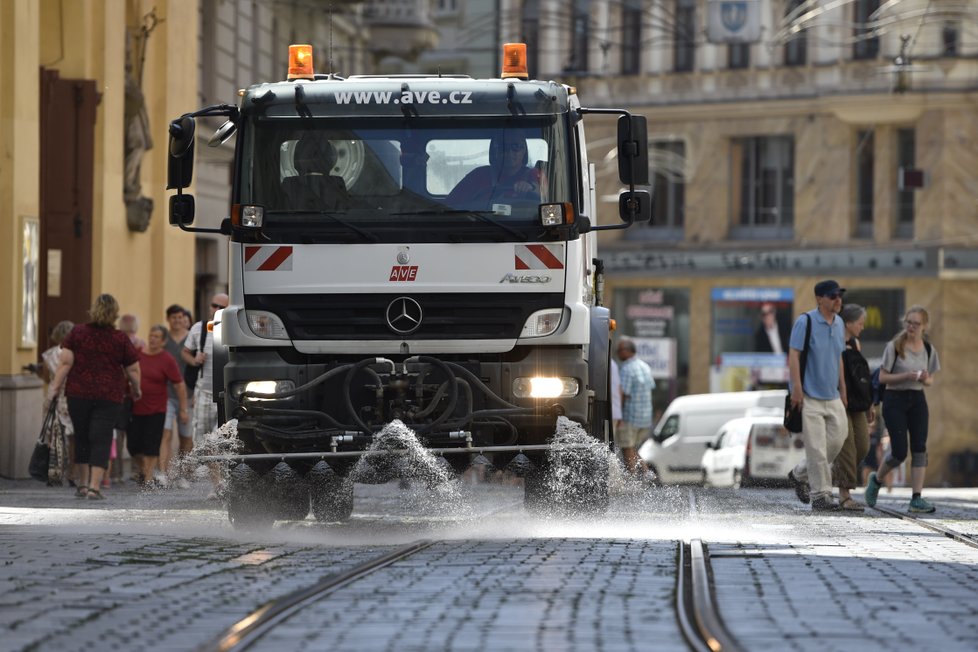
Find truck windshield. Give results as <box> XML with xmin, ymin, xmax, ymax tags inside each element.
<box><xmin>237</xmin><ymin>116</ymin><xmax>571</xmax><ymax>243</ymax></box>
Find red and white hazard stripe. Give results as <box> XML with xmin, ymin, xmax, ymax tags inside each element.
<box><xmin>244</xmin><ymin>246</ymin><xmax>294</xmax><ymax>271</ymax></box>
<box><xmin>514</xmin><ymin>244</ymin><xmax>563</xmax><ymax>270</ymax></box>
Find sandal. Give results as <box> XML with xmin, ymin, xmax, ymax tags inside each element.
<box><xmin>86</xmin><ymin>488</ymin><xmax>106</xmax><ymax>501</ymax></box>
<box><xmin>840</xmin><ymin>497</ymin><xmax>865</xmax><ymax>512</ymax></box>
<box><xmin>75</xmin><ymin>485</ymin><xmax>88</xmax><ymax>498</ymax></box>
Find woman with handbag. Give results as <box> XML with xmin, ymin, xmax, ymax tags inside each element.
<box><xmin>832</xmin><ymin>304</ymin><xmax>875</xmax><ymax>511</ymax></box>
<box><xmin>864</xmin><ymin>305</ymin><xmax>941</xmax><ymax>513</ymax></box>
<box><xmin>40</xmin><ymin>320</ymin><xmax>75</xmax><ymax>484</ymax></box>
<box><xmin>47</xmin><ymin>294</ymin><xmax>141</xmax><ymax>500</ymax></box>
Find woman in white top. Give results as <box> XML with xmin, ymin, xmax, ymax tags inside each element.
<box><xmin>864</xmin><ymin>306</ymin><xmax>941</xmax><ymax>513</ymax></box>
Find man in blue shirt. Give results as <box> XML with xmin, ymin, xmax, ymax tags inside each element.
<box><xmin>616</xmin><ymin>338</ymin><xmax>655</xmax><ymax>478</ymax></box>
<box><xmin>787</xmin><ymin>280</ymin><xmax>848</xmax><ymax>511</ymax></box>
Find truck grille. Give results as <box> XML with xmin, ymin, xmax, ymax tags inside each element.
<box><xmin>246</xmin><ymin>293</ymin><xmax>564</xmax><ymax>340</ymax></box>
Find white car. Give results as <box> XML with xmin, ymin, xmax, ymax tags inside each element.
<box><xmin>700</xmin><ymin>415</ymin><xmax>806</xmax><ymax>488</ymax></box>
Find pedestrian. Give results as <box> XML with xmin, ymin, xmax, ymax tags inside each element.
<box><xmin>130</xmin><ymin>325</ymin><xmax>188</xmax><ymax>488</ymax></box>
<box><xmin>615</xmin><ymin>337</ymin><xmax>655</xmax><ymax>479</ymax></box>
<box><xmin>40</xmin><ymin>320</ymin><xmax>76</xmax><ymax>485</ymax></box>
<box><xmin>160</xmin><ymin>304</ymin><xmax>192</xmax><ymax>488</ymax></box>
<box><xmin>115</xmin><ymin>313</ymin><xmax>145</xmax><ymax>483</ymax></box>
<box><xmin>833</xmin><ymin>304</ymin><xmax>875</xmax><ymax>511</ymax></box>
<box><xmin>786</xmin><ymin>280</ymin><xmax>848</xmax><ymax>512</ymax></box>
<box><xmin>183</xmin><ymin>293</ymin><xmax>229</xmax><ymax>499</ymax></box>
<box><xmin>864</xmin><ymin>305</ymin><xmax>941</xmax><ymax>513</ymax></box>
<box><xmin>46</xmin><ymin>294</ymin><xmax>141</xmax><ymax>500</ymax></box>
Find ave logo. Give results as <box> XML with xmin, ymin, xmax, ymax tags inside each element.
<box><xmin>389</xmin><ymin>265</ymin><xmax>419</xmax><ymax>282</ymax></box>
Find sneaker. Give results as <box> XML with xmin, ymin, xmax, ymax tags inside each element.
<box><xmin>811</xmin><ymin>496</ymin><xmax>840</xmax><ymax>512</ymax></box>
<box><xmin>909</xmin><ymin>496</ymin><xmax>936</xmax><ymax>514</ymax></box>
<box><xmin>788</xmin><ymin>470</ymin><xmax>810</xmax><ymax>504</ymax></box>
<box><xmin>174</xmin><ymin>477</ymin><xmax>191</xmax><ymax>490</ymax></box>
<box><xmin>864</xmin><ymin>472</ymin><xmax>881</xmax><ymax>507</ymax></box>
<box><xmin>101</xmin><ymin>478</ymin><xmax>111</xmax><ymax>489</ymax></box>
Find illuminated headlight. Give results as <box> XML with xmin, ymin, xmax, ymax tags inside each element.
<box><xmin>246</xmin><ymin>310</ymin><xmax>289</xmax><ymax>339</ymax></box>
<box><xmin>513</xmin><ymin>377</ymin><xmax>579</xmax><ymax>399</ymax></box>
<box><xmin>240</xmin><ymin>205</ymin><xmax>264</xmax><ymax>228</ymax></box>
<box><xmin>521</xmin><ymin>309</ymin><xmax>562</xmax><ymax>338</ymax></box>
<box><xmin>230</xmin><ymin>380</ymin><xmax>295</xmax><ymax>401</ymax></box>
<box><xmin>539</xmin><ymin>203</ymin><xmax>572</xmax><ymax>226</ymax></box>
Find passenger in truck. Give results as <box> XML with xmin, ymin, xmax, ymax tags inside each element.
<box><xmin>446</xmin><ymin>134</ymin><xmax>542</xmax><ymax>207</ymax></box>
<box><xmin>283</xmin><ymin>137</ymin><xmax>349</xmax><ymax>212</ymax></box>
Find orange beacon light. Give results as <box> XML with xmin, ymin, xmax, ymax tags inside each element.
<box><xmin>501</xmin><ymin>43</ymin><xmax>528</xmax><ymax>80</ymax></box>
<box><xmin>288</xmin><ymin>44</ymin><xmax>314</xmax><ymax>80</ymax></box>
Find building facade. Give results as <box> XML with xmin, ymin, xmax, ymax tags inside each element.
<box><xmin>494</xmin><ymin>0</ymin><xmax>978</xmax><ymax>485</ymax></box>
<box><xmin>0</xmin><ymin>0</ymin><xmax>197</xmax><ymax>478</ymax></box>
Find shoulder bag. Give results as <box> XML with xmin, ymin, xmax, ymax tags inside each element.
<box><xmin>783</xmin><ymin>314</ymin><xmax>812</xmax><ymax>433</ymax></box>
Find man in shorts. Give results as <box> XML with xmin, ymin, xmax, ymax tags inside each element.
<box><xmin>615</xmin><ymin>337</ymin><xmax>655</xmax><ymax>479</ymax></box>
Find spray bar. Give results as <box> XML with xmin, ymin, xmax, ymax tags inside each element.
<box><xmin>195</xmin><ymin>443</ymin><xmax>593</xmax><ymax>463</ymax></box>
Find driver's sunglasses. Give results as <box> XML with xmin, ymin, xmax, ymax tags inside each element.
<box><xmin>211</xmin><ymin>303</ymin><xmax>227</xmax><ymax>309</ymax></box>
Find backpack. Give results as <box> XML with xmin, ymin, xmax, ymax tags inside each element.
<box><xmin>872</xmin><ymin>340</ymin><xmax>932</xmax><ymax>406</ymax></box>
<box><xmin>182</xmin><ymin>321</ymin><xmax>208</xmax><ymax>393</ymax></box>
<box><xmin>843</xmin><ymin>346</ymin><xmax>873</xmax><ymax>412</ymax></box>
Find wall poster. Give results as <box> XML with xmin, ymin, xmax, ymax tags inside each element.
<box><xmin>613</xmin><ymin>287</ymin><xmax>690</xmax><ymax>420</ymax></box>
<box><xmin>21</xmin><ymin>216</ymin><xmax>40</xmax><ymax>348</ymax></box>
<box><xmin>710</xmin><ymin>287</ymin><xmax>794</xmax><ymax>393</ymax></box>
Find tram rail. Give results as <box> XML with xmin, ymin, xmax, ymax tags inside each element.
<box><xmin>201</xmin><ymin>540</ymin><xmax>436</xmax><ymax>652</ymax></box>
<box><xmin>871</xmin><ymin>504</ymin><xmax>978</xmax><ymax>549</ymax></box>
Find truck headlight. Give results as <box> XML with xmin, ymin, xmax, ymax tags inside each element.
<box><xmin>512</xmin><ymin>377</ymin><xmax>579</xmax><ymax>399</ymax></box>
<box><xmin>246</xmin><ymin>310</ymin><xmax>289</xmax><ymax>339</ymax></box>
<box><xmin>230</xmin><ymin>380</ymin><xmax>295</xmax><ymax>401</ymax></box>
<box><xmin>520</xmin><ymin>309</ymin><xmax>562</xmax><ymax>338</ymax></box>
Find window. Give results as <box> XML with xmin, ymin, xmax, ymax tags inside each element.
<box><xmin>621</xmin><ymin>0</ymin><xmax>642</xmax><ymax>74</ymax></box>
<box><xmin>568</xmin><ymin>0</ymin><xmax>590</xmax><ymax>73</ymax></box>
<box><xmin>729</xmin><ymin>43</ymin><xmax>750</xmax><ymax>70</ymax></box>
<box><xmin>943</xmin><ymin>21</ymin><xmax>960</xmax><ymax>57</ymax></box>
<box><xmin>731</xmin><ymin>136</ymin><xmax>795</xmax><ymax>238</ymax></box>
<box><xmin>674</xmin><ymin>0</ymin><xmax>696</xmax><ymax>72</ymax></box>
<box><xmin>855</xmin><ymin>130</ymin><xmax>874</xmax><ymax>237</ymax></box>
<box><xmin>632</xmin><ymin>140</ymin><xmax>685</xmax><ymax>239</ymax></box>
<box><xmin>522</xmin><ymin>0</ymin><xmax>541</xmax><ymax>78</ymax></box>
<box><xmin>896</xmin><ymin>128</ymin><xmax>915</xmax><ymax>238</ymax></box>
<box><xmin>853</xmin><ymin>0</ymin><xmax>880</xmax><ymax>60</ymax></box>
<box><xmin>783</xmin><ymin>0</ymin><xmax>807</xmax><ymax>66</ymax></box>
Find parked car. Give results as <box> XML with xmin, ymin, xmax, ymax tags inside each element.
<box><xmin>700</xmin><ymin>415</ymin><xmax>805</xmax><ymax>488</ymax></box>
<box><xmin>638</xmin><ymin>390</ymin><xmax>785</xmax><ymax>484</ymax></box>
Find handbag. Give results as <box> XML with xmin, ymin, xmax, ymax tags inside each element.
<box><xmin>783</xmin><ymin>314</ymin><xmax>812</xmax><ymax>434</ymax></box>
<box><xmin>28</xmin><ymin>402</ymin><xmax>58</xmax><ymax>482</ymax></box>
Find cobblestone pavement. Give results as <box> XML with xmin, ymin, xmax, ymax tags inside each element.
<box><xmin>2</xmin><ymin>477</ymin><xmax>977</xmax><ymax>651</ymax></box>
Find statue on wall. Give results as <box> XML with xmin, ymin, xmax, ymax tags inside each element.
<box><xmin>124</xmin><ymin>10</ymin><xmax>159</xmax><ymax>232</ymax></box>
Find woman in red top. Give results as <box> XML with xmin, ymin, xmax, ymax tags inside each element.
<box><xmin>130</xmin><ymin>325</ymin><xmax>188</xmax><ymax>487</ymax></box>
<box><xmin>48</xmin><ymin>294</ymin><xmax>141</xmax><ymax>500</ymax></box>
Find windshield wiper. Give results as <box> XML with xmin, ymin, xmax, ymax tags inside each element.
<box><xmin>391</xmin><ymin>209</ymin><xmax>528</xmax><ymax>241</ymax></box>
<box><xmin>271</xmin><ymin>210</ymin><xmax>378</xmax><ymax>242</ymax></box>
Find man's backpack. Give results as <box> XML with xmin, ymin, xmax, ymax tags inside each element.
<box><xmin>182</xmin><ymin>321</ymin><xmax>208</xmax><ymax>393</ymax></box>
<box><xmin>843</xmin><ymin>347</ymin><xmax>873</xmax><ymax>412</ymax></box>
<box><xmin>872</xmin><ymin>340</ymin><xmax>932</xmax><ymax>406</ymax></box>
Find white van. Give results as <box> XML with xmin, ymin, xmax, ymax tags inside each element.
<box><xmin>637</xmin><ymin>390</ymin><xmax>785</xmax><ymax>484</ymax></box>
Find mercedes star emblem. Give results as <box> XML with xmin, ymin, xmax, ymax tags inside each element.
<box><xmin>386</xmin><ymin>297</ymin><xmax>423</xmax><ymax>335</ymax></box>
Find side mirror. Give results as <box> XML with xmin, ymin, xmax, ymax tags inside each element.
<box><xmin>619</xmin><ymin>189</ymin><xmax>652</xmax><ymax>223</ymax></box>
<box><xmin>617</xmin><ymin>115</ymin><xmax>648</xmax><ymax>185</ymax></box>
<box><xmin>705</xmin><ymin>442</ymin><xmax>714</xmax><ymax>450</ymax></box>
<box><xmin>166</xmin><ymin>116</ymin><xmax>196</xmax><ymax>190</ymax></box>
<box><xmin>169</xmin><ymin>194</ymin><xmax>195</xmax><ymax>226</ymax></box>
